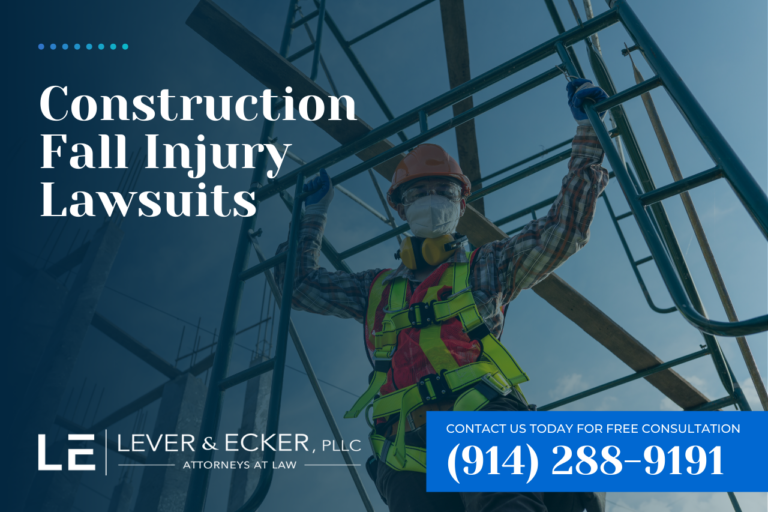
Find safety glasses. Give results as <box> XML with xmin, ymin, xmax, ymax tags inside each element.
<box><xmin>401</xmin><ymin>181</ymin><xmax>462</xmax><ymax>206</ymax></box>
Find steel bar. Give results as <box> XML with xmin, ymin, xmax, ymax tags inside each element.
<box><xmin>326</xmin><ymin>67</ymin><xmax>563</xmax><ymax>194</ymax></box>
<box><xmin>240</xmin><ymin>252</ymin><xmax>287</xmax><ymax>282</ymax></box>
<box><xmin>235</xmin><ymin>316</ymin><xmax>273</xmax><ymax>336</ymax></box>
<box><xmin>727</xmin><ymin>493</ymin><xmax>744</xmax><ymax>512</ymax></box>
<box><xmin>91</xmin><ymin>313</ymin><xmax>182</xmax><ymax>379</ymax></box>
<box><xmin>543</xmin><ymin>0</ymin><xmax>585</xmax><ymax>77</ymax></box>
<box><xmin>338</xmin><ymin>223</ymin><xmax>411</xmax><ymax>260</ymax></box>
<box><xmin>689</xmin><ymin>395</ymin><xmax>737</xmax><ymax>412</ymax></box>
<box><xmin>635</xmin><ymin>256</ymin><xmax>653</xmax><ymax>266</ymax></box>
<box><xmin>309</xmin><ymin>0</ymin><xmax>326</xmax><ymax>80</ymax></box>
<box><xmin>602</xmin><ymin>194</ymin><xmax>676</xmax><ymax>314</ymax></box>
<box><xmin>494</xmin><ymin>195</ymin><xmax>558</xmax><ymax>227</ymax></box>
<box><xmin>540</xmin><ymin>348</ymin><xmax>710</xmax><ymax>411</ymax></box>
<box><xmin>249</xmin><ymin>236</ymin><xmax>374</xmax><ymax>512</ymax></box>
<box><xmin>475</xmin><ymin>139</ymin><xmax>571</xmax><ymax>186</ymax></box>
<box><xmin>218</xmin><ymin>357</ymin><xmax>275</xmax><ymax>391</ymax></box>
<box><xmin>615</xmin><ymin>211</ymin><xmax>632</xmax><ymax>221</ymax></box>
<box><xmin>317</xmin><ymin>2</ymin><xmax>408</xmax><ymax>143</ymax></box>
<box><xmin>638</xmin><ymin>166</ymin><xmax>723</xmax><ymax>206</ymax></box>
<box><xmin>88</xmin><ymin>354</ymin><xmax>213</xmax><ymax>433</ymax></box>
<box><xmin>183</xmin><ymin>3</ymin><xmax>301</xmax><ymax>510</ymax></box>
<box><xmin>271</xmin><ymin>139</ymin><xmax>392</xmax><ymax>226</ymax></box>
<box><xmin>368</xmin><ymin>168</ymin><xmax>402</xmax><ymax>243</ymax></box>
<box><xmin>336</xmin><ymin>185</ymin><xmax>390</xmax><ymax>223</ymax></box>
<box><xmin>418</xmin><ymin>110</ymin><xmax>428</xmax><ymax>133</ymax></box>
<box><xmin>243</xmin><ymin>7</ymin><xmax>620</xmax><ymax>201</ymax></box>
<box><xmin>291</xmin><ymin>9</ymin><xmax>318</xmax><ymax>28</ymax></box>
<box><xmin>287</xmin><ymin>42</ymin><xmax>314</xmax><ymax>62</ymax></box>
<box><xmin>231</xmin><ymin>174</ymin><xmax>305</xmax><ymax>512</ymax></box>
<box><xmin>347</xmin><ymin>0</ymin><xmax>437</xmax><ymax>45</ymax></box>
<box><xmin>468</xmin><ymin>148</ymin><xmax>571</xmax><ymax>204</ymax></box>
<box><xmin>616</xmin><ymin>0</ymin><xmax>768</xmax><ymax>238</ymax></box>
<box><xmin>591</xmin><ymin>75</ymin><xmax>663</xmax><ymax>112</ymax></box>
<box><xmin>630</xmin><ymin>58</ymin><xmax>767</xmax><ymax>409</ymax></box>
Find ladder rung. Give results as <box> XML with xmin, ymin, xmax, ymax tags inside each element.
<box><xmin>219</xmin><ymin>358</ymin><xmax>275</xmax><ymax>391</ymax></box>
<box><xmin>291</xmin><ymin>9</ymin><xmax>319</xmax><ymax>29</ymax></box>
<box><xmin>593</xmin><ymin>75</ymin><xmax>663</xmax><ymax>112</ymax></box>
<box><xmin>288</xmin><ymin>42</ymin><xmax>315</xmax><ymax>62</ymax></box>
<box><xmin>634</xmin><ymin>256</ymin><xmax>653</xmax><ymax>266</ymax></box>
<box><xmin>615</xmin><ymin>211</ymin><xmax>633</xmax><ymax>221</ymax></box>
<box><xmin>240</xmin><ymin>252</ymin><xmax>287</xmax><ymax>281</ymax></box>
<box><xmin>639</xmin><ymin>165</ymin><xmax>723</xmax><ymax>206</ymax></box>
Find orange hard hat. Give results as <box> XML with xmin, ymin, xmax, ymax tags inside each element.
<box><xmin>387</xmin><ymin>144</ymin><xmax>471</xmax><ymax>208</ymax></box>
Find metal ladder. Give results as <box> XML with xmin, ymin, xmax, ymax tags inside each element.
<box><xmin>182</xmin><ymin>1</ymin><xmax>767</xmax><ymax>511</ymax></box>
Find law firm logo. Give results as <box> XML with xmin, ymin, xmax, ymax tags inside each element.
<box><xmin>38</xmin><ymin>434</ymin><xmax>96</xmax><ymax>471</ymax></box>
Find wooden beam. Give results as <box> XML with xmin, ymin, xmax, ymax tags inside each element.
<box><xmin>439</xmin><ymin>0</ymin><xmax>484</xmax><ymax>214</ymax></box>
<box><xmin>186</xmin><ymin>0</ymin><xmax>708</xmax><ymax>409</ymax></box>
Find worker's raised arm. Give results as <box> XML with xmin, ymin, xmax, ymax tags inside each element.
<box><xmin>472</xmin><ymin>79</ymin><xmax>610</xmax><ymax>305</ymax></box>
<box><xmin>273</xmin><ymin>169</ymin><xmax>381</xmax><ymax>323</ymax></box>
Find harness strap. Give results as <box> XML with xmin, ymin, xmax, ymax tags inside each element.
<box><xmin>346</xmin><ymin>278</ymin><xmax>408</xmax><ymax>419</ymax></box>
<box><xmin>370</xmin><ymin>434</ymin><xmax>427</xmax><ymax>473</ymax></box>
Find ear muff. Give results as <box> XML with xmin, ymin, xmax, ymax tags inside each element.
<box><xmin>396</xmin><ymin>234</ymin><xmax>457</xmax><ymax>270</ymax></box>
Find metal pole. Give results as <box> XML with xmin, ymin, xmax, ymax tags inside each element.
<box><xmin>249</xmin><ymin>235</ymin><xmax>375</xmax><ymax>512</ymax></box>
<box><xmin>309</xmin><ymin>0</ymin><xmax>326</xmax><ymax>80</ymax></box>
<box><xmin>317</xmin><ymin>1</ymin><xmax>409</xmax><ymax>143</ymax></box>
<box><xmin>182</xmin><ymin>2</ymin><xmax>300</xmax><ymax>510</ymax></box>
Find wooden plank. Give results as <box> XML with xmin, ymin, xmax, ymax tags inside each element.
<box><xmin>186</xmin><ymin>0</ymin><xmax>708</xmax><ymax>409</ymax></box>
<box><xmin>439</xmin><ymin>0</ymin><xmax>484</xmax><ymax>214</ymax></box>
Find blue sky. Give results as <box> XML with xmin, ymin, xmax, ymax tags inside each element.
<box><xmin>3</xmin><ymin>0</ymin><xmax>766</xmax><ymax>511</ymax></box>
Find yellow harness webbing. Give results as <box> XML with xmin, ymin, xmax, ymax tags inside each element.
<box><xmin>348</xmin><ymin>256</ymin><xmax>530</xmax><ymax>472</ymax></box>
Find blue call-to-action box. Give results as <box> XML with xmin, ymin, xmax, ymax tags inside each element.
<box><xmin>426</xmin><ymin>411</ymin><xmax>767</xmax><ymax>492</ymax></box>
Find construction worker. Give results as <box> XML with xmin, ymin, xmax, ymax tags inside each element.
<box><xmin>275</xmin><ymin>79</ymin><xmax>610</xmax><ymax>511</ymax></box>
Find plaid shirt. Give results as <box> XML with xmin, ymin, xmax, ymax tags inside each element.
<box><xmin>274</xmin><ymin>124</ymin><xmax>608</xmax><ymax>341</ymax></box>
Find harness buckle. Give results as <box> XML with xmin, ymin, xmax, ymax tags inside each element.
<box><xmin>408</xmin><ymin>301</ymin><xmax>436</xmax><ymax>329</ymax></box>
<box><xmin>417</xmin><ymin>372</ymin><xmax>451</xmax><ymax>403</ymax></box>
<box><xmin>481</xmin><ymin>372</ymin><xmax>513</xmax><ymax>397</ymax></box>
<box><xmin>371</xmin><ymin>347</ymin><xmax>395</xmax><ymax>372</ymax></box>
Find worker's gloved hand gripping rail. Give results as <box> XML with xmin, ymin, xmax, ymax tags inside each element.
<box><xmin>557</xmin><ymin>0</ymin><xmax>768</xmax><ymax>338</ymax></box>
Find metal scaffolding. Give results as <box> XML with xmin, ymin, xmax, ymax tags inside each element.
<box><xmin>176</xmin><ymin>0</ymin><xmax>768</xmax><ymax>511</ymax></box>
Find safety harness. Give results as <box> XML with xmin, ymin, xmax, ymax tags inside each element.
<box><xmin>344</xmin><ymin>253</ymin><xmax>529</xmax><ymax>473</ymax></box>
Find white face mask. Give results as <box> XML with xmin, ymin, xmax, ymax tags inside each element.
<box><xmin>405</xmin><ymin>194</ymin><xmax>461</xmax><ymax>238</ymax></box>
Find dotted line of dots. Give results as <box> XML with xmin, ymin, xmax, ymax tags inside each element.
<box><xmin>39</xmin><ymin>43</ymin><xmax>129</xmax><ymax>50</ymax></box>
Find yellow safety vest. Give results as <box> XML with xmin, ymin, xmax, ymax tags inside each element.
<box><xmin>344</xmin><ymin>256</ymin><xmax>529</xmax><ymax>473</ymax></box>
